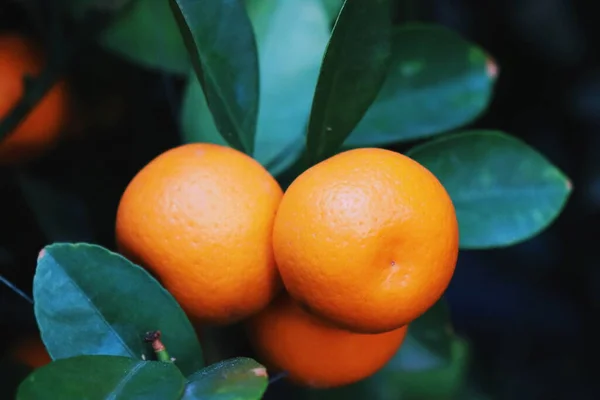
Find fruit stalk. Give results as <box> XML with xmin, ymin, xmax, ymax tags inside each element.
<box><xmin>144</xmin><ymin>330</ymin><xmax>173</xmax><ymax>363</ymax></box>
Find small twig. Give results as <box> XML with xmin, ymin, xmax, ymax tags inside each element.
<box><xmin>144</xmin><ymin>330</ymin><xmax>175</xmax><ymax>363</ymax></box>
<box><xmin>0</xmin><ymin>69</ymin><xmax>67</xmax><ymax>143</ymax></box>
<box><xmin>0</xmin><ymin>274</ymin><xmax>34</xmax><ymax>304</ymax></box>
<box><xmin>268</xmin><ymin>371</ymin><xmax>288</xmax><ymax>384</ymax></box>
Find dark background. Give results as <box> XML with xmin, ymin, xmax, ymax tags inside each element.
<box><xmin>1</xmin><ymin>1</ymin><xmax>599</xmax><ymax>399</ymax></box>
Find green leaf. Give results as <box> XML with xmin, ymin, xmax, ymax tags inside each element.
<box><xmin>179</xmin><ymin>72</ymin><xmax>226</xmax><ymax>148</ymax></box>
<box><xmin>170</xmin><ymin>0</ymin><xmax>259</xmax><ymax>155</ymax></box>
<box><xmin>344</xmin><ymin>23</ymin><xmax>497</xmax><ymax>147</ymax></box>
<box><xmin>33</xmin><ymin>243</ymin><xmax>204</xmax><ymax>376</ymax></box>
<box><xmin>246</xmin><ymin>0</ymin><xmax>328</xmax><ymax>174</ymax></box>
<box><xmin>94</xmin><ymin>0</ymin><xmax>190</xmax><ymax>75</ymax></box>
<box><xmin>320</xmin><ymin>0</ymin><xmax>344</xmax><ymax>23</ymax></box>
<box><xmin>15</xmin><ymin>172</ymin><xmax>94</xmax><ymax>242</ymax></box>
<box><xmin>183</xmin><ymin>357</ymin><xmax>268</xmax><ymax>400</ymax></box>
<box><xmin>405</xmin><ymin>299</ymin><xmax>454</xmax><ymax>363</ymax></box>
<box><xmin>16</xmin><ymin>355</ymin><xmax>185</xmax><ymax>400</ymax></box>
<box><xmin>306</xmin><ymin>0</ymin><xmax>393</xmax><ymax>164</ymax></box>
<box><xmin>392</xmin><ymin>302</ymin><xmax>456</xmax><ymax>373</ymax></box>
<box><xmin>181</xmin><ymin>0</ymin><xmax>331</xmax><ymax>176</ymax></box>
<box><xmin>406</xmin><ymin>130</ymin><xmax>572</xmax><ymax>249</ymax></box>
<box><xmin>370</xmin><ymin>336</ymin><xmax>469</xmax><ymax>400</ymax></box>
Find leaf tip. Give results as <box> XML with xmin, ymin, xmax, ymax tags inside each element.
<box><xmin>252</xmin><ymin>367</ymin><xmax>268</xmax><ymax>378</ymax></box>
<box><xmin>565</xmin><ymin>178</ymin><xmax>573</xmax><ymax>192</ymax></box>
<box><xmin>37</xmin><ymin>248</ymin><xmax>46</xmax><ymax>261</ymax></box>
<box><xmin>486</xmin><ymin>57</ymin><xmax>499</xmax><ymax>79</ymax></box>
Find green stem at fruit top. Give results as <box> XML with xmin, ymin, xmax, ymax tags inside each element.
<box><xmin>144</xmin><ymin>330</ymin><xmax>173</xmax><ymax>363</ymax></box>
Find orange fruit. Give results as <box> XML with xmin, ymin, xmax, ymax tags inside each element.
<box><xmin>247</xmin><ymin>294</ymin><xmax>408</xmax><ymax>388</ymax></box>
<box><xmin>9</xmin><ymin>336</ymin><xmax>51</xmax><ymax>369</ymax></box>
<box><xmin>273</xmin><ymin>147</ymin><xmax>459</xmax><ymax>334</ymax></box>
<box><xmin>115</xmin><ymin>143</ymin><xmax>283</xmax><ymax>325</ymax></box>
<box><xmin>0</xmin><ymin>34</ymin><xmax>69</xmax><ymax>165</ymax></box>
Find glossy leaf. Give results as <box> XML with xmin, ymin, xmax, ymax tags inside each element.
<box><xmin>407</xmin><ymin>130</ymin><xmax>572</xmax><ymax>249</ymax></box>
<box><xmin>33</xmin><ymin>243</ymin><xmax>204</xmax><ymax>376</ymax></box>
<box><xmin>181</xmin><ymin>0</ymin><xmax>331</xmax><ymax>176</ymax></box>
<box><xmin>321</xmin><ymin>0</ymin><xmax>344</xmax><ymax>23</ymax></box>
<box><xmin>182</xmin><ymin>357</ymin><xmax>268</xmax><ymax>400</ymax></box>
<box><xmin>344</xmin><ymin>23</ymin><xmax>497</xmax><ymax>147</ymax></box>
<box><xmin>170</xmin><ymin>0</ymin><xmax>259</xmax><ymax>154</ymax></box>
<box><xmin>17</xmin><ymin>355</ymin><xmax>185</xmax><ymax>400</ymax></box>
<box><xmin>306</xmin><ymin>0</ymin><xmax>393</xmax><ymax>164</ymax></box>
<box><xmin>93</xmin><ymin>0</ymin><xmax>189</xmax><ymax>75</ymax></box>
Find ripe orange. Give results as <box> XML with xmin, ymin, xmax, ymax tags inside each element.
<box><xmin>273</xmin><ymin>147</ymin><xmax>459</xmax><ymax>334</ymax></box>
<box><xmin>9</xmin><ymin>336</ymin><xmax>51</xmax><ymax>369</ymax></box>
<box><xmin>0</xmin><ymin>34</ymin><xmax>69</xmax><ymax>165</ymax></box>
<box><xmin>246</xmin><ymin>294</ymin><xmax>408</xmax><ymax>388</ymax></box>
<box><xmin>115</xmin><ymin>143</ymin><xmax>283</xmax><ymax>326</ymax></box>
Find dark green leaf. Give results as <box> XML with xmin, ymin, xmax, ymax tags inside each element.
<box><xmin>170</xmin><ymin>0</ymin><xmax>259</xmax><ymax>154</ymax></box>
<box><xmin>405</xmin><ymin>299</ymin><xmax>454</xmax><ymax>363</ymax></box>
<box><xmin>16</xmin><ymin>355</ymin><xmax>185</xmax><ymax>400</ymax></box>
<box><xmin>15</xmin><ymin>171</ymin><xmax>94</xmax><ymax>242</ymax></box>
<box><xmin>345</xmin><ymin>23</ymin><xmax>497</xmax><ymax>147</ymax></box>
<box><xmin>181</xmin><ymin>0</ymin><xmax>331</xmax><ymax>176</ymax></box>
<box><xmin>33</xmin><ymin>243</ymin><xmax>204</xmax><ymax>376</ymax></box>
<box><xmin>320</xmin><ymin>0</ymin><xmax>344</xmax><ymax>23</ymax></box>
<box><xmin>369</xmin><ymin>335</ymin><xmax>469</xmax><ymax>400</ymax></box>
<box><xmin>406</xmin><ymin>130</ymin><xmax>572</xmax><ymax>249</ymax></box>
<box><xmin>306</xmin><ymin>0</ymin><xmax>393</xmax><ymax>164</ymax></box>
<box><xmin>93</xmin><ymin>0</ymin><xmax>190</xmax><ymax>75</ymax></box>
<box><xmin>183</xmin><ymin>357</ymin><xmax>268</xmax><ymax>400</ymax></box>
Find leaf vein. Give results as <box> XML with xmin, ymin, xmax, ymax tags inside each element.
<box><xmin>106</xmin><ymin>362</ymin><xmax>146</xmax><ymax>400</ymax></box>
<box><xmin>50</xmin><ymin>251</ymin><xmax>137</xmax><ymax>359</ymax></box>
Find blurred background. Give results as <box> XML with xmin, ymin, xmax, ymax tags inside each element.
<box><xmin>0</xmin><ymin>0</ymin><xmax>598</xmax><ymax>399</ymax></box>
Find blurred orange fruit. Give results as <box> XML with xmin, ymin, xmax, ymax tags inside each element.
<box><xmin>247</xmin><ymin>294</ymin><xmax>408</xmax><ymax>388</ymax></box>
<box><xmin>0</xmin><ymin>34</ymin><xmax>69</xmax><ymax>165</ymax></box>
<box><xmin>9</xmin><ymin>335</ymin><xmax>51</xmax><ymax>369</ymax></box>
<box><xmin>273</xmin><ymin>147</ymin><xmax>459</xmax><ymax>334</ymax></box>
<box><xmin>115</xmin><ymin>143</ymin><xmax>283</xmax><ymax>325</ymax></box>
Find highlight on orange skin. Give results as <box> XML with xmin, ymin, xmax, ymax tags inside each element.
<box><xmin>272</xmin><ymin>147</ymin><xmax>459</xmax><ymax>334</ymax></box>
<box><xmin>246</xmin><ymin>295</ymin><xmax>408</xmax><ymax>389</ymax></box>
<box><xmin>115</xmin><ymin>143</ymin><xmax>283</xmax><ymax>326</ymax></box>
